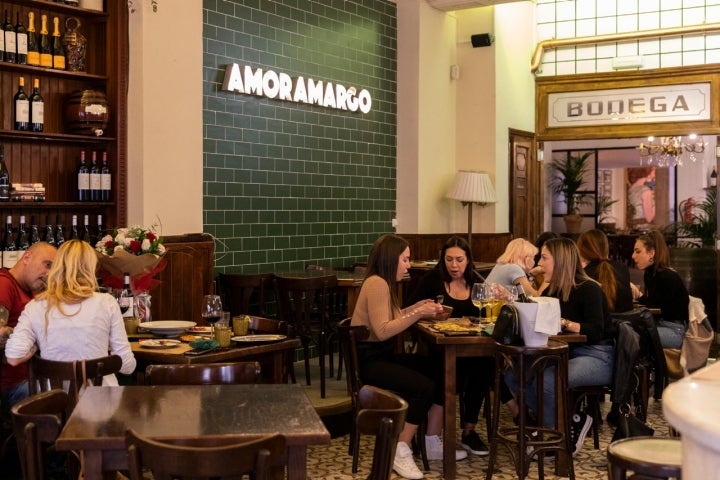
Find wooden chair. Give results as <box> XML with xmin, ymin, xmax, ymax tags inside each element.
<box><xmin>275</xmin><ymin>274</ymin><xmax>339</xmax><ymax>398</ymax></box>
<box><xmin>356</xmin><ymin>385</ymin><xmax>409</xmax><ymax>480</ymax></box>
<box><xmin>247</xmin><ymin>316</ymin><xmax>297</xmax><ymax>383</ymax></box>
<box><xmin>145</xmin><ymin>362</ymin><xmax>262</xmax><ymax>385</ymax></box>
<box><xmin>10</xmin><ymin>389</ymin><xmax>68</xmax><ymax>480</ymax></box>
<box><xmin>126</xmin><ymin>428</ymin><xmax>286</xmax><ymax>480</ymax></box>
<box><xmin>216</xmin><ymin>273</ymin><xmax>276</xmax><ymax>318</ymax></box>
<box><xmin>28</xmin><ymin>354</ymin><xmax>123</xmax><ymax>417</ymax></box>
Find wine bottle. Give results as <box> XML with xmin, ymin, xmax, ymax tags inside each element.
<box><xmin>100</xmin><ymin>152</ymin><xmax>111</xmax><ymax>201</ymax></box>
<box><xmin>2</xmin><ymin>216</ymin><xmax>18</xmax><ymax>268</ymax></box>
<box><xmin>29</xmin><ymin>216</ymin><xmax>40</xmax><ymax>245</ymax></box>
<box><xmin>69</xmin><ymin>214</ymin><xmax>79</xmax><ymax>240</ymax></box>
<box><xmin>96</xmin><ymin>214</ymin><xmax>104</xmax><ymax>241</ymax></box>
<box><xmin>15</xmin><ymin>11</ymin><xmax>26</xmax><ymax>64</ymax></box>
<box><xmin>51</xmin><ymin>16</ymin><xmax>65</xmax><ymax>70</ymax></box>
<box><xmin>55</xmin><ymin>215</ymin><xmax>65</xmax><ymax>247</ymax></box>
<box><xmin>77</xmin><ymin>150</ymin><xmax>89</xmax><ymax>201</ymax></box>
<box><xmin>43</xmin><ymin>215</ymin><xmax>55</xmax><ymax>246</ymax></box>
<box><xmin>516</xmin><ymin>284</ymin><xmax>530</xmax><ymax>303</ymax></box>
<box><xmin>0</xmin><ymin>10</ymin><xmax>5</xmax><ymax>62</ymax></box>
<box><xmin>118</xmin><ymin>272</ymin><xmax>134</xmax><ymax>318</ymax></box>
<box><xmin>39</xmin><ymin>14</ymin><xmax>51</xmax><ymax>68</ymax></box>
<box><xmin>29</xmin><ymin>78</ymin><xmax>44</xmax><ymax>133</ymax></box>
<box><xmin>81</xmin><ymin>214</ymin><xmax>91</xmax><ymax>242</ymax></box>
<box><xmin>3</xmin><ymin>10</ymin><xmax>16</xmax><ymax>63</ymax></box>
<box><xmin>89</xmin><ymin>151</ymin><xmax>101</xmax><ymax>201</ymax></box>
<box><xmin>0</xmin><ymin>144</ymin><xmax>10</xmax><ymax>202</ymax></box>
<box><xmin>65</xmin><ymin>0</ymin><xmax>80</xmax><ymax>7</ymax></box>
<box><xmin>711</xmin><ymin>166</ymin><xmax>717</xmax><ymax>188</ymax></box>
<box><xmin>14</xmin><ymin>76</ymin><xmax>29</xmax><ymax>131</ymax></box>
<box><xmin>15</xmin><ymin>215</ymin><xmax>28</xmax><ymax>251</ymax></box>
<box><xmin>26</xmin><ymin>12</ymin><xmax>38</xmax><ymax>66</ymax></box>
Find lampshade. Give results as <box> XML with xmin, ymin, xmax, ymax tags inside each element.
<box><xmin>446</xmin><ymin>170</ymin><xmax>497</xmax><ymax>205</ymax></box>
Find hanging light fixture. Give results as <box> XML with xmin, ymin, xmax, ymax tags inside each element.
<box><xmin>637</xmin><ymin>134</ymin><xmax>706</xmax><ymax>167</ymax></box>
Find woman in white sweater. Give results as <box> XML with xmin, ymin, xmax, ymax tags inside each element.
<box><xmin>6</xmin><ymin>239</ymin><xmax>136</xmax><ymax>384</ymax></box>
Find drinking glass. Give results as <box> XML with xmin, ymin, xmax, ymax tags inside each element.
<box><xmin>470</xmin><ymin>283</ymin><xmax>490</xmax><ymax>323</ymax></box>
<box><xmin>201</xmin><ymin>294</ymin><xmax>223</xmax><ymax>333</ymax></box>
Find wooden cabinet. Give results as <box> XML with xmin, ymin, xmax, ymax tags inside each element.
<box><xmin>0</xmin><ymin>0</ymin><xmax>127</xmax><ymax>235</ymax></box>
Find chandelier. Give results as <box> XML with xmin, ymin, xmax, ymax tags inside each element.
<box><xmin>637</xmin><ymin>135</ymin><xmax>706</xmax><ymax>167</ymax></box>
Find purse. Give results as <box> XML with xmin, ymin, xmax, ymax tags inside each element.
<box><xmin>492</xmin><ymin>303</ymin><xmax>523</xmax><ymax>345</ymax></box>
<box><xmin>611</xmin><ymin>404</ymin><xmax>655</xmax><ymax>442</ymax></box>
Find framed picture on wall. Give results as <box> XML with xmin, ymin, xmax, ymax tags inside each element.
<box><xmin>625</xmin><ymin>166</ymin><xmax>675</xmax><ymax>230</ymax></box>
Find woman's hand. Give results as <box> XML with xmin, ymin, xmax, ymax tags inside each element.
<box><xmin>630</xmin><ymin>282</ymin><xmax>643</xmax><ymax>300</ymax></box>
<box><xmin>405</xmin><ymin>299</ymin><xmax>444</xmax><ymax>321</ymax></box>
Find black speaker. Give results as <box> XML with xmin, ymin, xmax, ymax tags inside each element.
<box><xmin>471</xmin><ymin>33</ymin><xmax>493</xmax><ymax>48</ymax></box>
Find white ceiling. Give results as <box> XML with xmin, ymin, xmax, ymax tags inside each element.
<box><xmin>426</xmin><ymin>0</ymin><xmax>526</xmax><ymax>11</ymax></box>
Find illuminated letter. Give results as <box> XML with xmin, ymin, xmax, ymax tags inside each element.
<box><xmin>243</xmin><ymin>66</ymin><xmax>263</xmax><ymax>96</ymax></box>
<box><xmin>262</xmin><ymin>70</ymin><xmax>280</xmax><ymax>99</ymax></box>
<box><xmin>278</xmin><ymin>73</ymin><xmax>293</xmax><ymax>101</ymax></box>
<box><xmin>221</xmin><ymin>64</ymin><xmax>244</xmax><ymax>93</ymax></box>
<box><xmin>335</xmin><ymin>84</ymin><xmax>348</xmax><ymax>110</ymax></box>
<box><xmin>346</xmin><ymin>87</ymin><xmax>358</xmax><ymax>112</ymax></box>
<box><xmin>323</xmin><ymin>82</ymin><xmax>337</xmax><ymax>108</ymax></box>
<box><xmin>307</xmin><ymin>79</ymin><xmax>324</xmax><ymax>105</ymax></box>
<box><xmin>293</xmin><ymin>77</ymin><xmax>308</xmax><ymax>103</ymax></box>
<box><xmin>358</xmin><ymin>89</ymin><xmax>372</xmax><ymax>114</ymax></box>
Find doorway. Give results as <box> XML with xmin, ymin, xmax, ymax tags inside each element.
<box><xmin>509</xmin><ymin>128</ymin><xmax>543</xmax><ymax>242</ymax></box>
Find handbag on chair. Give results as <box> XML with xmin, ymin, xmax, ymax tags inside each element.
<box><xmin>492</xmin><ymin>304</ymin><xmax>523</xmax><ymax>346</ymax></box>
<box><xmin>611</xmin><ymin>404</ymin><xmax>654</xmax><ymax>442</ymax></box>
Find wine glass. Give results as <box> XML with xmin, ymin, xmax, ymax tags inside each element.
<box><xmin>201</xmin><ymin>294</ymin><xmax>223</xmax><ymax>334</ymax></box>
<box><xmin>470</xmin><ymin>283</ymin><xmax>489</xmax><ymax>324</ymax></box>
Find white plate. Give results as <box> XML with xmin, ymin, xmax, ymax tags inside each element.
<box><xmin>138</xmin><ymin>339</ymin><xmax>182</xmax><ymax>349</ymax></box>
<box><xmin>231</xmin><ymin>334</ymin><xmax>287</xmax><ymax>343</ymax></box>
<box><xmin>186</xmin><ymin>326</ymin><xmax>212</xmax><ymax>334</ymax></box>
<box><xmin>138</xmin><ymin>320</ymin><xmax>197</xmax><ymax>337</ymax></box>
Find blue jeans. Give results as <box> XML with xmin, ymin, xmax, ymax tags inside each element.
<box><xmin>1</xmin><ymin>380</ymin><xmax>29</xmax><ymax>420</ymax></box>
<box><xmin>656</xmin><ymin>320</ymin><xmax>686</xmax><ymax>349</ymax></box>
<box><xmin>505</xmin><ymin>344</ymin><xmax>614</xmax><ymax>427</ymax></box>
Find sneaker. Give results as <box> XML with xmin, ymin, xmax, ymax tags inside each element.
<box><xmin>393</xmin><ymin>441</ymin><xmax>424</xmax><ymax>479</ymax></box>
<box><xmin>461</xmin><ymin>430</ymin><xmax>490</xmax><ymax>456</ymax></box>
<box><xmin>425</xmin><ymin>434</ymin><xmax>468</xmax><ymax>461</ymax></box>
<box><xmin>570</xmin><ymin>412</ymin><xmax>593</xmax><ymax>456</ymax></box>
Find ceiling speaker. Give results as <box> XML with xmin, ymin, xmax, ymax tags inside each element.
<box><xmin>471</xmin><ymin>33</ymin><xmax>493</xmax><ymax>48</ymax></box>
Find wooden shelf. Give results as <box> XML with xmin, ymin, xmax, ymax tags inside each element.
<box><xmin>0</xmin><ymin>130</ymin><xmax>115</xmax><ymax>143</ymax></box>
<box><xmin>7</xmin><ymin>0</ymin><xmax>109</xmax><ymax>17</ymax></box>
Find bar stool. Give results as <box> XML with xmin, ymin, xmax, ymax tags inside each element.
<box><xmin>486</xmin><ymin>339</ymin><xmax>575</xmax><ymax>480</ymax></box>
<box><xmin>606</xmin><ymin>436</ymin><xmax>682</xmax><ymax>479</ymax></box>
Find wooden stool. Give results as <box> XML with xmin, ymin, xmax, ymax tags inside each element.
<box><xmin>486</xmin><ymin>339</ymin><xmax>574</xmax><ymax>480</ymax></box>
<box><xmin>607</xmin><ymin>436</ymin><xmax>682</xmax><ymax>479</ymax></box>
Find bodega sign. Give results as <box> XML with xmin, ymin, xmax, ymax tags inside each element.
<box><xmin>222</xmin><ymin>64</ymin><xmax>372</xmax><ymax>114</ymax></box>
<box><xmin>548</xmin><ymin>83</ymin><xmax>710</xmax><ymax>127</ymax></box>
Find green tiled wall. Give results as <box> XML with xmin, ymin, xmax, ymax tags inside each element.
<box><xmin>203</xmin><ymin>0</ymin><xmax>397</xmax><ymax>274</ymax></box>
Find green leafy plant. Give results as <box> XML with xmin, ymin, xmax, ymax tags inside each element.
<box><xmin>550</xmin><ymin>151</ymin><xmax>594</xmax><ymax>215</ymax></box>
<box><xmin>675</xmin><ymin>187</ymin><xmax>717</xmax><ymax>247</ymax></box>
<box><xmin>596</xmin><ymin>195</ymin><xmax>619</xmax><ymax>224</ymax></box>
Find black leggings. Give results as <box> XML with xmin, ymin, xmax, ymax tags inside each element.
<box><xmin>457</xmin><ymin>356</ymin><xmax>513</xmax><ymax>426</ymax></box>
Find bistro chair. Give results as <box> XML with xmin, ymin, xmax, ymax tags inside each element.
<box><xmin>10</xmin><ymin>389</ymin><xmax>69</xmax><ymax>480</ymax></box>
<box><xmin>356</xmin><ymin>385</ymin><xmax>409</xmax><ymax>480</ymax></box>
<box><xmin>247</xmin><ymin>316</ymin><xmax>297</xmax><ymax>383</ymax></box>
<box><xmin>216</xmin><ymin>273</ymin><xmax>276</xmax><ymax>318</ymax></box>
<box><xmin>126</xmin><ymin>429</ymin><xmax>286</xmax><ymax>480</ymax></box>
<box><xmin>144</xmin><ymin>362</ymin><xmax>263</xmax><ymax>385</ymax></box>
<box><xmin>28</xmin><ymin>354</ymin><xmax>123</xmax><ymax>417</ymax></box>
<box><xmin>606</xmin><ymin>436</ymin><xmax>682</xmax><ymax>480</ymax></box>
<box><xmin>275</xmin><ymin>274</ymin><xmax>339</xmax><ymax>398</ymax></box>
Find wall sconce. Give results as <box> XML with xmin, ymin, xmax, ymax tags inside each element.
<box><xmin>446</xmin><ymin>170</ymin><xmax>496</xmax><ymax>247</ymax></box>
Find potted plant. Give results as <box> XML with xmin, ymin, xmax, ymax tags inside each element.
<box><xmin>596</xmin><ymin>195</ymin><xmax>619</xmax><ymax>234</ymax></box>
<box><xmin>675</xmin><ymin>187</ymin><xmax>717</xmax><ymax>247</ymax></box>
<box><xmin>550</xmin><ymin>151</ymin><xmax>594</xmax><ymax>233</ymax></box>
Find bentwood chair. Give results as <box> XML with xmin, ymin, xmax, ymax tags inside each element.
<box><xmin>144</xmin><ymin>362</ymin><xmax>262</xmax><ymax>385</ymax></box>
<box><xmin>126</xmin><ymin>429</ymin><xmax>286</xmax><ymax>480</ymax></box>
<box><xmin>10</xmin><ymin>390</ymin><xmax>69</xmax><ymax>480</ymax></box>
<box><xmin>247</xmin><ymin>316</ymin><xmax>297</xmax><ymax>383</ymax></box>
<box><xmin>216</xmin><ymin>273</ymin><xmax>276</xmax><ymax>318</ymax></box>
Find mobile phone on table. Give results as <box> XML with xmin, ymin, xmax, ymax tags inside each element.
<box><xmin>184</xmin><ymin>347</ymin><xmax>216</xmax><ymax>356</ymax></box>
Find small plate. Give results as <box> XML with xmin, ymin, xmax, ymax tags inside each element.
<box><xmin>138</xmin><ymin>321</ymin><xmax>197</xmax><ymax>337</ymax></box>
<box><xmin>139</xmin><ymin>339</ymin><xmax>182</xmax><ymax>349</ymax></box>
<box><xmin>231</xmin><ymin>334</ymin><xmax>287</xmax><ymax>343</ymax></box>
<box><xmin>187</xmin><ymin>326</ymin><xmax>212</xmax><ymax>334</ymax></box>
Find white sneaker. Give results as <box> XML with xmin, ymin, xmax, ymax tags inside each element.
<box><xmin>393</xmin><ymin>441</ymin><xmax>423</xmax><ymax>479</ymax></box>
<box><xmin>424</xmin><ymin>435</ymin><xmax>468</xmax><ymax>461</ymax></box>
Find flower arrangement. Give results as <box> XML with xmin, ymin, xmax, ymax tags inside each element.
<box><xmin>95</xmin><ymin>224</ymin><xmax>167</xmax><ymax>293</ymax></box>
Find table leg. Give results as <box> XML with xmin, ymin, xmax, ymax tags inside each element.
<box><xmin>82</xmin><ymin>451</ymin><xmax>103</xmax><ymax>480</ymax></box>
<box><xmin>443</xmin><ymin>345</ymin><xmax>457</xmax><ymax>480</ymax></box>
<box><xmin>286</xmin><ymin>445</ymin><xmax>307</xmax><ymax>480</ymax></box>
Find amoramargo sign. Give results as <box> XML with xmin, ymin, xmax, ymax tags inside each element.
<box><xmin>221</xmin><ymin>63</ymin><xmax>372</xmax><ymax>114</ymax></box>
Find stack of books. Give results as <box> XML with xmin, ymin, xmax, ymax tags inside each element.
<box><xmin>11</xmin><ymin>183</ymin><xmax>46</xmax><ymax>202</ymax></box>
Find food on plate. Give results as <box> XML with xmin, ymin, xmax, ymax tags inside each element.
<box><xmin>180</xmin><ymin>334</ymin><xmax>198</xmax><ymax>342</ymax></box>
<box><xmin>187</xmin><ymin>326</ymin><xmax>210</xmax><ymax>332</ymax></box>
<box><xmin>433</xmin><ymin>318</ymin><xmax>478</xmax><ymax>333</ymax></box>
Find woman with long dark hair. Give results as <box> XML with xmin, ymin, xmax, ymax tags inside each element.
<box><xmin>577</xmin><ymin>229</ymin><xmax>633</xmax><ymax>313</ymax></box>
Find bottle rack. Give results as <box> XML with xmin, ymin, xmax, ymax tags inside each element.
<box><xmin>0</xmin><ymin>0</ymin><xmax>127</xmax><ymax>232</ymax></box>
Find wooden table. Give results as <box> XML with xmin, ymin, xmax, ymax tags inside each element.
<box><xmin>131</xmin><ymin>337</ymin><xmax>300</xmax><ymax>384</ymax></box>
<box><xmin>55</xmin><ymin>384</ymin><xmax>330</xmax><ymax>480</ymax></box>
<box><xmin>412</xmin><ymin>322</ymin><xmax>586</xmax><ymax>479</ymax></box>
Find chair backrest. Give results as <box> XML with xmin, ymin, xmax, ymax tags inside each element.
<box><xmin>28</xmin><ymin>355</ymin><xmax>123</xmax><ymax>416</ymax></box>
<box><xmin>248</xmin><ymin>316</ymin><xmax>292</xmax><ymax>336</ymax></box>
<box><xmin>356</xmin><ymin>385</ymin><xmax>409</xmax><ymax>480</ymax></box>
<box><xmin>216</xmin><ymin>273</ymin><xmax>275</xmax><ymax>317</ymax></box>
<box><xmin>10</xmin><ymin>389</ymin><xmax>68</xmax><ymax>480</ymax></box>
<box><xmin>274</xmin><ymin>275</ymin><xmax>339</xmax><ymax>338</ymax></box>
<box><xmin>337</xmin><ymin>318</ymin><xmax>370</xmax><ymax>410</ymax></box>
<box><xmin>144</xmin><ymin>362</ymin><xmax>263</xmax><ymax>385</ymax></box>
<box><xmin>126</xmin><ymin>429</ymin><xmax>286</xmax><ymax>480</ymax></box>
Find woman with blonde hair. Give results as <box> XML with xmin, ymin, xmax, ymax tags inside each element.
<box><xmin>577</xmin><ymin>229</ymin><xmax>633</xmax><ymax>312</ymax></box>
<box><xmin>485</xmin><ymin>237</ymin><xmax>540</xmax><ymax>296</ymax></box>
<box><xmin>6</xmin><ymin>239</ymin><xmax>136</xmax><ymax>384</ymax></box>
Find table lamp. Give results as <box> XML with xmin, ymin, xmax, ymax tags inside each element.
<box><xmin>446</xmin><ymin>170</ymin><xmax>497</xmax><ymax>247</ymax></box>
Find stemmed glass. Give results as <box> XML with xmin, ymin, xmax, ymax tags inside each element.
<box><xmin>201</xmin><ymin>294</ymin><xmax>223</xmax><ymax>334</ymax></box>
<box><xmin>470</xmin><ymin>283</ymin><xmax>489</xmax><ymax>324</ymax></box>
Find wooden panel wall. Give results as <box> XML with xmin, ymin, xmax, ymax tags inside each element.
<box><xmin>150</xmin><ymin>233</ymin><xmax>215</xmax><ymax>323</ymax></box>
<box><xmin>400</xmin><ymin>233</ymin><xmax>514</xmax><ymax>263</ymax></box>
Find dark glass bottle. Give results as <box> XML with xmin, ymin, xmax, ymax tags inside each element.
<box><xmin>51</xmin><ymin>16</ymin><xmax>65</xmax><ymax>70</ymax></box>
<box><xmin>77</xmin><ymin>150</ymin><xmax>89</xmax><ymax>201</ymax></box>
<box><xmin>55</xmin><ymin>215</ymin><xmax>65</xmax><ymax>247</ymax></box>
<box><xmin>0</xmin><ymin>144</ymin><xmax>10</xmax><ymax>202</ymax></box>
<box><xmin>15</xmin><ymin>215</ymin><xmax>28</xmax><ymax>251</ymax></box>
<box><xmin>516</xmin><ymin>284</ymin><xmax>530</xmax><ymax>302</ymax></box>
<box><xmin>39</xmin><ymin>14</ymin><xmax>51</xmax><ymax>68</ymax></box>
<box><xmin>100</xmin><ymin>152</ymin><xmax>111</xmax><ymax>201</ymax></box>
<box><xmin>29</xmin><ymin>216</ymin><xmax>40</xmax><ymax>245</ymax></box>
<box><xmin>14</xmin><ymin>76</ymin><xmax>29</xmax><ymax>131</ymax></box>
<box><xmin>3</xmin><ymin>10</ymin><xmax>16</xmax><ymax>63</ymax></box>
<box><xmin>43</xmin><ymin>215</ymin><xmax>55</xmax><ymax>246</ymax></box>
<box><xmin>29</xmin><ymin>78</ymin><xmax>44</xmax><ymax>132</ymax></box>
<box><xmin>15</xmin><ymin>11</ymin><xmax>26</xmax><ymax>64</ymax></box>
<box><xmin>69</xmin><ymin>214</ymin><xmax>79</xmax><ymax>240</ymax></box>
<box><xmin>96</xmin><ymin>214</ymin><xmax>104</xmax><ymax>241</ymax></box>
<box><xmin>89</xmin><ymin>151</ymin><xmax>101</xmax><ymax>201</ymax></box>
<box><xmin>2</xmin><ymin>215</ymin><xmax>17</xmax><ymax>268</ymax></box>
<box><xmin>26</xmin><ymin>12</ymin><xmax>38</xmax><ymax>66</ymax></box>
<box><xmin>118</xmin><ymin>272</ymin><xmax>134</xmax><ymax>317</ymax></box>
<box><xmin>81</xmin><ymin>214</ymin><xmax>91</xmax><ymax>242</ymax></box>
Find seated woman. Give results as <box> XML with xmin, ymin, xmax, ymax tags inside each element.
<box><xmin>409</xmin><ymin>235</ymin><xmax>518</xmax><ymax>458</ymax></box>
<box><xmin>351</xmin><ymin>234</ymin><xmax>466</xmax><ymax>480</ymax></box>
<box><xmin>5</xmin><ymin>239</ymin><xmax>136</xmax><ymax>384</ymax></box>
<box><xmin>506</xmin><ymin>237</ymin><xmax>614</xmax><ymax>456</ymax></box>
<box><xmin>631</xmin><ymin>230</ymin><xmax>689</xmax><ymax>348</ymax></box>
<box><xmin>485</xmin><ymin>238</ymin><xmax>541</xmax><ymax>296</ymax></box>
<box><xmin>577</xmin><ymin>229</ymin><xmax>634</xmax><ymax>313</ymax></box>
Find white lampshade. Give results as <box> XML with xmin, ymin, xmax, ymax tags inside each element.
<box><xmin>446</xmin><ymin>170</ymin><xmax>497</xmax><ymax>205</ymax></box>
